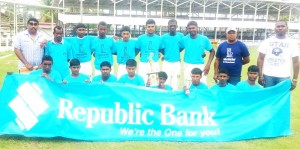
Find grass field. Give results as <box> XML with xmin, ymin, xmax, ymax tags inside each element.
<box><xmin>0</xmin><ymin>48</ymin><xmax>299</xmax><ymax>149</ymax></box>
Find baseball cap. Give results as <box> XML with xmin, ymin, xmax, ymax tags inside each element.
<box><xmin>226</xmin><ymin>27</ymin><xmax>237</xmax><ymax>33</ymax></box>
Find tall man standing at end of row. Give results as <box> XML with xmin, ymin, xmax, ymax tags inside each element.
<box><xmin>14</xmin><ymin>18</ymin><xmax>47</xmax><ymax>73</ymax></box>
<box><xmin>257</xmin><ymin>20</ymin><xmax>299</xmax><ymax>90</ymax></box>
<box><xmin>181</xmin><ymin>21</ymin><xmax>215</xmax><ymax>85</ymax></box>
<box><xmin>136</xmin><ymin>19</ymin><xmax>162</xmax><ymax>83</ymax></box>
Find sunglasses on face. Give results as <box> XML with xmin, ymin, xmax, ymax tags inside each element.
<box><xmin>29</xmin><ymin>22</ymin><xmax>38</xmax><ymax>26</ymax></box>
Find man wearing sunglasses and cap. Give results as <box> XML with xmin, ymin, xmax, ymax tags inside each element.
<box><xmin>13</xmin><ymin>17</ymin><xmax>47</xmax><ymax>73</ymax></box>
<box><xmin>213</xmin><ymin>27</ymin><xmax>250</xmax><ymax>85</ymax></box>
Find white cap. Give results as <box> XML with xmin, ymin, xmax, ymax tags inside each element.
<box><xmin>226</xmin><ymin>27</ymin><xmax>237</xmax><ymax>33</ymax></box>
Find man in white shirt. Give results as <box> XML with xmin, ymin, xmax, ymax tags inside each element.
<box><xmin>257</xmin><ymin>20</ymin><xmax>299</xmax><ymax>90</ymax></box>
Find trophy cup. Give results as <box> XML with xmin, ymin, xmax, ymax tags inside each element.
<box><xmin>146</xmin><ymin>52</ymin><xmax>159</xmax><ymax>86</ymax></box>
<box><xmin>183</xmin><ymin>78</ymin><xmax>192</xmax><ymax>95</ymax></box>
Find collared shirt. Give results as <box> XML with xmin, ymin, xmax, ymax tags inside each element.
<box><xmin>45</xmin><ymin>39</ymin><xmax>73</xmax><ymax>79</ymax></box>
<box><xmin>13</xmin><ymin>30</ymin><xmax>47</xmax><ymax>68</ymax></box>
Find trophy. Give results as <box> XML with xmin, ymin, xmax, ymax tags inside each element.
<box><xmin>146</xmin><ymin>52</ymin><xmax>159</xmax><ymax>86</ymax></box>
<box><xmin>183</xmin><ymin>78</ymin><xmax>192</xmax><ymax>95</ymax></box>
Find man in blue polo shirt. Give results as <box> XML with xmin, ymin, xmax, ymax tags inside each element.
<box><xmin>45</xmin><ymin>26</ymin><xmax>73</xmax><ymax>79</ymax></box>
<box><xmin>160</xmin><ymin>19</ymin><xmax>184</xmax><ymax>90</ymax></box>
<box><xmin>181</xmin><ymin>21</ymin><xmax>215</xmax><ymax>85</ymax></box>
<box><xmin>65</xmin><ymin>23</ymin><xmax>95</xmax><ymax>78</ymax></box>
<box><xmin>214</xmin><ymin>27</ymin><xmax>250</xmax><ymax>85</ymax></box>
<box><xmin>136</xmin><ymin>19</ymin><xmax>162</xmax><ymax>83</ymax></box>
<box><xmin>115</xmin><ymin>26</ymin><xmax>137</xmax><ymax>79</ymax></box>
<box><xmin>91</xmin><ymin>21</ymin><xmax>116</xmax><ymax>76</ymax></box>
<box><xmin>92</xmin><ymin>61</ymin><xmax>117</xmax><ymax>83</ymax></box>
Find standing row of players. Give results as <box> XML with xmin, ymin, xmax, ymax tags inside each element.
<box><xmin>14</xmin><ymin>18</ymin><xmax>216</xmax><ymax>90</ymax></box>
<box><xmin>14</xmin><ymin>18</ymin><xmax>298</xmax><ymax>91</ymax></box>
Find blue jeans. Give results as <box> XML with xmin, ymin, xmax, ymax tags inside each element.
<box><xmin>228</xmin><ymin>76</ymin><xmax>241</xmax><ymax>86</ymax></box>
<box><xmin>263</xmin><ymin>74</ymin><xmax>290</xmax><ymax>88</ymax></box>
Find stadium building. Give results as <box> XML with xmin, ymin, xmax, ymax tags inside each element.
<box><xmin>54</xmin><ymin>0</ymin><xmax>300</xmax><ymax>41</ymax></box>
<box><xmin>1</xmin><ymin>0</ymin><xmax>300</xmax><ymax>45</ymax></box>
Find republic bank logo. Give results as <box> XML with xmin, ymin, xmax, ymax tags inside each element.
<box><xmin>8</xmin><ymin>82</ymin><xmax>49</xmax><ymax>131</ymax></box>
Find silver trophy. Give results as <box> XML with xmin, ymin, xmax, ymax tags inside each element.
<box><xmin>147</xmin><ymin>52</ymin><xmax>158</xmax><ymax>86</ymax></box>
<box><xmin>183</xmin><ymin>79</ymin><xmax>192</xmax><ymax>95</ymax></box>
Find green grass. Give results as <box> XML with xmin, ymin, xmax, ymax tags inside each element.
<box><xmin>0</xmin><ymin>49</ymin><xmax>299</xmax><ymax>149</ymax></box>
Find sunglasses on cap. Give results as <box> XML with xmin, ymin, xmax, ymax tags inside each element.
<box><xmin>28</xmin><ymin>21</ymin><xmax>38</xmax><ymax>26</ymax></box>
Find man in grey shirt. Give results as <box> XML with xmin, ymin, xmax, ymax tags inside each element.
<box><xmin>13</xmin><ymin>17</ymin><xmax>47</xmax><ymax>73</ymax></box>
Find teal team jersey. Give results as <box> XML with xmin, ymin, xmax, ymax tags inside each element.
<box><xmin>64</xmin><ymin>36</ymin><xmax>95</xmax><ymax>62</ymax></box>
<box><xmin>92</xmin><ymin>74</ymin><xmax>118</xmax><ymax>83</ymax></box>
<box><xmin>189</xmin><ymin>83</ymin><xmax>208</xmax><ymax>90</ymax></box>
<box><xmin>63</xmin><ymin>73</ymin><xmax>90</xmax><ymax>83</ymax></box>
<box><xmin>45</xmin><ymin>40</ymin><xmax>73</xmax><ymax>79</ymax></box>
<box><xmin>115</xmin><ymin>39</ymin><xmax>137</xmax><ymax>64</ymax></box>
<box><xmin>181</xmin><ymin>34</ymin><xmax>213</xmax><ymax>64</ymax></box>
<box><xmin>151</xmin><ymin>85</ymin><xmax>173</xmax><ymax>91</ymax></box>
<box><xmin>91</xmin><ymin>37</ymin><xmax>116</xmax><ymax>70</ymax></box>
<box><xmin>136</xmin><ymin>34</ymin><xmax>162</xmax><ymax>62</ymax></box>
<box><xmin>118</xmin><ymin>74</ymin><xmax>145</xmax><ymax>86</ymax></box>
<box><xmin>210</xmin><ymin>83</ymin><xmax>237</xmax><ymax>93</ymax></box>
<box><xmin>30</xmin><ymin>69</ymin><xmax>62</xmax><ymax>83</ymax></box>
<box><xmin>161</xmin><ymin>32</ymin><xmax>184</xmax><ymax>62</ymax></box>
<box><xmin>236</xmin><ymin>80</ymin><xmax>261</xmax><ymax>91</ymax></box>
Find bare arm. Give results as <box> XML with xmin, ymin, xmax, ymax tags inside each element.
<box><xmin>291</xmin><ymin>56</ymin><xmax>299</xmax><ymax>90</ymax></box>
<box><xmin>242</xmin><ymin>56</ymin><xmax>250</xmax><ymax>65</ymax></box>
<box><xmin>14</xmin><ymin>47</ymin><xmax>33</xmax><ymax>70</ymax></box>
<box><xmin>257</xmin><ymin>52</ymin><xmax>265</xmax><ymax>85</ymax></box>
<box><xmin>203</xmin><ymin>49</ymin><xmax>215</xmax><ymax>75</ymax></box>
<box><xmin>213</xmin><ymin>57</ymin><xmax>220</xmax><ymax>81</ymax></box>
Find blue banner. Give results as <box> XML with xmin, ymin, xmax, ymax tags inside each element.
<box><xmin>0</xmin><ymin>74</ymin><xmax>292</xmax><ymax>142</ymax></box>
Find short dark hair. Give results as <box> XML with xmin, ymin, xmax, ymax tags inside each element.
<box><xmin>275</xmin><ymin>20</ymin><xmax>288</xmax><ymax>27</ymax></box>
<box><xmin>98</xmin><ymin>21</ymin><xmax>107</xmax><ymax>29</ymax></box>
<box><xmin>146</xmin><ymin>19</ymin><xmax>156</xmax><ymax>25</ymax></box>
<box><xmin>27</xmin><ymin>18</ymin><xmax>39</xmax><ymax>24</ymax></box>
<box><xmin>191</xmin><ymin>68</ymin><xmax>202</xmax><ymax>75</ymax></box>
<box><xmin>100</xmin><ymin>61</ymin><xmax>111</xmax><ymax>68</ymax></box>
<box><xmin>248</xmin><ymin>65</ymin><xmax>259</xmax><ymax>72</ymax></box>
<box><xmin>42</xmin><ymin>55</ymin><xmax>53</xmax><ymax>63</ymax></box>
<box><xmin>126</xmin><ymin>59</ymin><xmax>137</xmax><ymax>67</ymax></box>
<box><xmin>120</xmin><ymin>26</ymin><xmax>130</xmax><ymax>33</ymax></box>
<box><xmin>187</xmin><ymin>21</ymin><xmax>198</xmax><ymax>27</ymax></box>
<box><xmin>158</xmin><ymin>71</ymin><xmax>168</xmax><ymax>80</ymax></box>
<box><xmin>53</xmin><ymin>26</ymin><xmax>63</xmax><ymax>33</ymax></box>
<box><xmin>75</xmin><ymin>23</ymin><xmax>86</xmax><ymax>29</ymax></box>
<box><xmin>69</xmin><ymin>58</ymin><xmax>80</xmax><ymax>67</ymax></box>
<box><xmin>168</xmin><ymin>19</ymin><xmax>177</xmax><ymax>25</ymax></box>
<box><xmin>218</xmin><ymin>68</ymin><xmax>229</xmax><ymax>75</ymax></box>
